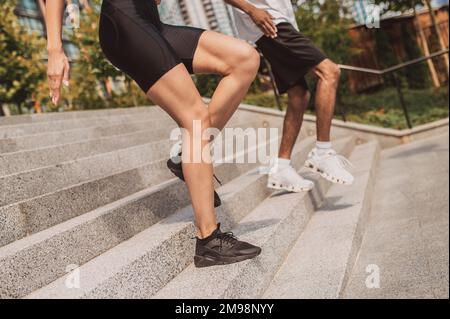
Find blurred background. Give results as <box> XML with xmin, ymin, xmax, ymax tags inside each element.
<box><xmin>0</xmin><ymin>0</ymin><xmax>448</xmax><ymax>129</ymax></box>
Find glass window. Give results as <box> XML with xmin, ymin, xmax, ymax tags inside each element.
<box><xmin>18</xmin><ymin>0</ymin><xmax>38</xmax><ymax>11</ymax></box>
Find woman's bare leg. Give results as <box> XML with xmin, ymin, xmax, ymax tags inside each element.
<box><xmin>193</xmin><ymin>31</ymin><xmax>260</xmax><ymax>131</ymax></box>
<box><xmin>147</xmin><ymin>64</ymin><xmax>217</xmax><ymax>238</ymax></box>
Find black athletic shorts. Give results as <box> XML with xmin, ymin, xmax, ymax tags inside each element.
<box><xmin>99</xmin><ymin>0</ymin><xmax>205</xmax><ymax>92</ymax></box>
<box><xmin>256</xmin><ymin>22</ymin><xmax>327</xmax><ymax>94</ymax></box>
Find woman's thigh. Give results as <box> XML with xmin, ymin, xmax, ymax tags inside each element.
<box><xmin>98</xmin><ymin>2</ymin><xmax>181</xmax><ymax>92</ymax></box>
<box><xmin>192</xmin><ymin>31</ymin><xmax>260</xmax><ymax>75</ymax></box>
<box><xmin>146</xmin><ymin>64</ymin><xmax>207</xmax><ymax>129</ymax></box>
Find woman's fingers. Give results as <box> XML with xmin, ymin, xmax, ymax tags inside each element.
<box><xmin>48</xmin><ymin>74</ymin><xmax>62</xmax><ymax>105</ymax></box>
<box><xmin>62</xmin><ymin>59</ymin><xmax>70</xmax><ymax>87</ymax></box>
<box><xmin>47</xmin><ymin>50</ymin><xmax>69</xmax><ymax>105</ymax></box>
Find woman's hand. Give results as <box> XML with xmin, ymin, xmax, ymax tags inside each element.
<box><xmin>47</xmin><ymin>48</ymin><xmax>70</xmax><ymax>105</ymax></box>
<box><xmin>248</xmin><ymin>7</ymin><xmax>277</xmax><ymax>38</ymax></box>
<box><xmin>155</xmin><ymin>0</ymin><xmax>161</xmax><ymax>5</ymax></box>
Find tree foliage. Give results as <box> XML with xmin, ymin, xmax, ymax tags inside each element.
<box><xmin>294</xmin><ymin>0</ymin><xmax>359</xmax><ymax>64</ymax></box>
<box><xmin>0</xmin><ymin>0</ymin><xmax>46</xmax><ymax>113</ymax></box>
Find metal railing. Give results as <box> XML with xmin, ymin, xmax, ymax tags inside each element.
<box><xmin>270</xmin><ymin>49</ymin><xmax>449</xmax><ymax>129</ymax></box>
<box><xmin>338</xmin><ymin>49</ymin><xmax>449</xmax><ymax>129</ymax></box>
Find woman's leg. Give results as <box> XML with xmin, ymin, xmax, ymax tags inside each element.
<box><xmin>192</xmin><ymin>31</ymin><xmax>260</xmax><ymax>131</ymax></box>
<box><xmin>147</xmin><ymin>63</ymin><xmax>217</xmax><ymax>239</ymax></box>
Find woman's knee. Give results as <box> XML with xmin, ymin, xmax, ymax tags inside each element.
<box><xmin>182</xmin><ymin>105</ymin><xmax>211</xmax><ymax>131</ymax></box>
<box><xmin>227</xmin><ymin>44</ymin><xmax>260</xmax><ymax>77</ymax></box>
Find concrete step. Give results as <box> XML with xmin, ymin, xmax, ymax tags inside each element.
<box><xmin>0</xmin><ymin>118</ymin><xmax>277</xmax><ymax>207</ymax></box>
<box><xmin>0</xmin><ymin>117</ymin><xmax>174</xmax><ymax>154</ymax></box>
<box><xmin>0</xmin><ymin>139</ymin><xmax>172</xmax><ymax>206</ymax></box>
<box><xmin>0</xmin><ymin>158</ymin><xmax>168</xmax><ymax>247</ymax></box>
<box><xmin>0</xmin><ymin>114</ymin><xmax>266</xmax><ymax>177</ymax></box>
<box><xmin>0</xmin><ymin>109</ymin><xmax>269</xmax><ymax>154</ymax></box>
<box><xmin>0</xmin><ymin>126</ymin><xmax>173</xmax><ymax>177</ymax></box>
<box><xmin>0</xmin><ymin>118</ymin><xmax>266</xmax><ymax>206</ymax></box>
<box><xmin>153</xmin><ymin>137</ymin><xmax>356</xmax><ymax>299</ymax></box>
<box><xmin>0</xmin><ymin>106</ymin><xmax>155</xmax><ymax>127</ymax></box>
<box><xmin>343</xmin><ymin>134</ymin><xmax>448</xmax><ymax>299</ymax></box>
<box><xmin>0</xmin><ymin>108</ymin><xmax>171</xmax><ymax>139</ymax></box>
<box><xmin>3</xmin><ymin>134</ymin><xmax>283</xmax><ymax>298</ymax></box>
<box><xmin>263</xmin><ymin>141</ymin><xmax>380</xmax><ymax>299</ymax></box>
<box><xmin>0</xmin><ymin>112</ymin><xmax>272</xmax><ymax>176</ymax></box>
<box><xmin>0</xmin><ymin>119</ymin><xmax>283</xmax><ymax>248</ymax></box>
<box><xmin>25</xmin><ymin>136</ymin><xmax>354</xmax><ymax>299</ymax></box>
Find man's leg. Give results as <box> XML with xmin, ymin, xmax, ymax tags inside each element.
<box><xmin>267</xmin><ymin>84</ymin><xmax>314</xmax><ymax>193</ymax></box>
<box><xmin>311</xmin><ymin>59</ymin><xmax>341</xmax><ymax>142</ymax></box>
<box><xmin>305</xmin><ymin>59</ymin><xmax>354</xmax><ymax>185</ymax></box>
<box><xmin>278</xmin><ymin>85</ymin><xmax>311</xmax><ymax>159</ymax></box>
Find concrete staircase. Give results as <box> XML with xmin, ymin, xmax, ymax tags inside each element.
<box><xmin>0</xmin><ymin>106</ymin><xmax>381</xmax><ymax>299</ymax></box>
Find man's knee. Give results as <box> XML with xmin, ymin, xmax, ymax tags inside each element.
<box><xmin>317</xmin><ymin>60</ymin><xmax>341</xmax><ymax>85</ymax></box>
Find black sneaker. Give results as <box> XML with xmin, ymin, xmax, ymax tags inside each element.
<box><xmin>194</xmin><ymin>224</ymin><xmax>262</xmax><ymax>268</ymax></box>
<box><xmin>167</xmin><ymin>154</ymin><xmax>222</xmax><ymax>208</ymax></box>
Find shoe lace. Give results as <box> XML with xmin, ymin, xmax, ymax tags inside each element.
<box><xmin>213</xmin><ymin>174</ymin><xmax>222</xmax><ymax>186</ymax></box>
<box><xmin>334</xmin><ymin>153</ymin><xmax>354</xmax><ymax>169</ymax></box>
<box><xmin>218</xmin><ymin>231</ymin><xmax>238</xmax><ymax>249</ymax></box>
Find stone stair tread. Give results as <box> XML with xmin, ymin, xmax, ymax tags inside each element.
<box><xmin>153</xmin><ymin>139</ymin><xmax>360</xmax><ymax>299</ymax></box>
<box><xmin>24</xmin><ymin>136</ymin><xmax>318</xmax><ymax>299</ymax></box>
<box><xmin>0</xmin><ymin>107</ymin><xmax>158</xmax><ymax>126</ymax></box>
<box><xmin>154</xmin><ymin>169</ymin><xmax>323</xmax><ymax>299</ymax></box>
<box><xmin>2</xmin><ymin>134</ymin><xmax>284</xmax><ymax>298</ymax></box>
<box><xmin>0</xmin><ymin>117</ymin><xmax>269</xmax><ymax>176</ymax></box>
<box><xmin>24</xmin><ymin>166</ymin><xmax>271</xmax><ymax>299</ymax></box>
<box><xmin>25</xmin><ymin>136</ymin><xmax>356</xmax><ymax>299</ymax></box>
<box><xmin>263</xmin><ymin>141</ymin><xmax>380</xmax><ymax>299</ymax></box>
<box><xmin>0</xmin><ymin>117</ymin><xmax>172</xmax><ymax>154</ymax></box>
<box><xmin>0</xmin><ymin>109</ymin><xmax>170</xmax><ymax>138</ymax></box>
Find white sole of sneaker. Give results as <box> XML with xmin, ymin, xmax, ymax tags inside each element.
<box><xmin>267</xmin><ymin>180</ymin><xmax>314</xmax><ymax>193</ymax></box>
<box><xmin>304</xmin><ymin>161</ymin><xmax>353</xmax><ymax>186</ymax></box>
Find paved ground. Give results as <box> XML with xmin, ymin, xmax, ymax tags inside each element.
<box><xmin>343</xmin><ymin>133</ymin><xmax>449</xmax><ymax>299</ymax></box>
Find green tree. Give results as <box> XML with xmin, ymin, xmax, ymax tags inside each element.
<box><xmin>295</xmin><ymin>0</ymin><xmax>358</xmax><ymax>64</ymax></box>
<box><xmin>294</xmin><ymin>0</ymin><xmax>360</xmax><ymax>115</ymax></box>
<box><xmin>0</xmin><ymin>0</ymin><xmax>46</xmax><ymax>114</ymax></box>
<box><xmin>374</xmin><ymin>1</ymin><xmax>448</xmax><ymax>62</ymax></box>
<box><xmin>373</xmin><ymin>0</ymin><xmax>432</xmax><ymax>88</ymax></box>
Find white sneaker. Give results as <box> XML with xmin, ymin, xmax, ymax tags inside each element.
<box><xmin>267</xmin><ymin>164</ymin><xmax>314</xmax><ymax>192</ymax></box>
<box><xmin>305</xmin><ymin>148</ymin><xmax>354</xmax><ymax>185</ymax></box>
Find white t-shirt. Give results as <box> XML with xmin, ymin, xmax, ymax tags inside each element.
<box><xmin>230</xmin><ymin>0</ymin><xmax>299</xmax><ymax>43</ymax></box>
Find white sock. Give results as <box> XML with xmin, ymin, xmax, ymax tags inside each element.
<box><xmin>277</xmin><ymin>158</ymin><xmax>291</xmax><ymax>168</ymax></box>
<box><xmin>270</xmin><ymin>157</ymin><xmax>291</xmax><ymax>172</ymax></box>
<box><xmin>315</xmin><ymin>141</ymin><xmax>332</xmax><ymax>156</ymax></box>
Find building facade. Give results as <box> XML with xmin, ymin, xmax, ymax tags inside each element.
<box><xmin>159</xmin><ymin>0</ymin><xmax>236</xmax><ymax>36</ymax></box>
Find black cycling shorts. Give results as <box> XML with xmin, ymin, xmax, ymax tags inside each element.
<box><xmin>256</xmin><ymin>23</ymin><xmax>327</xmax><ymax>94</ymax></box>
<box><xmin>99</xmin><ymin>0</ymin><xmax>205</xmax><ymax>92</ymax></box>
